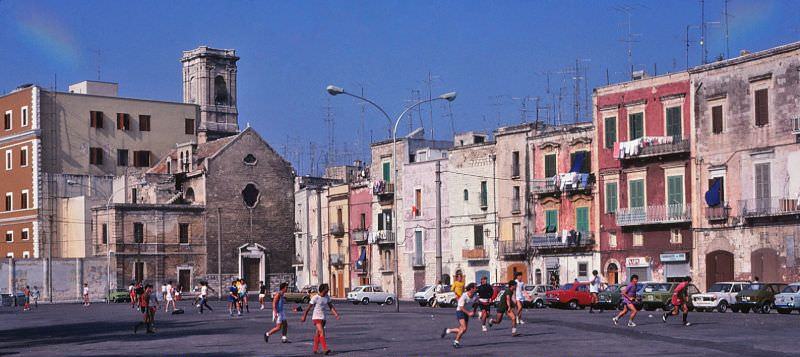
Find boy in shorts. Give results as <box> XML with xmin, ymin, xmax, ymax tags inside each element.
<box><xmin>613</xmin><ymin>274</ymin><xmax>639</xmax><ymax>327</ymax></box>
<box><xmin>662</xmin><ymin>276</ymin><xmax>692</xmax><ymax>326</ymax></box>
<box><xmin>440</xmin><ymin>283</ymin><xmax>478</xmax><ymax>348</ymax></box>
<box><xmin>489</xmin><ymin>280</ymin><xmax>519</xmax><ymax>336</ymax></box>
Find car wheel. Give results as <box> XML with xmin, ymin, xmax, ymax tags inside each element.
<box><xmin>419</xmin><ymin>301</ymin><xmax>427</xmax><ymax>307</ymax></box>
<box><xmin>731</xmin><ymin>306</ymin><xmax>739</xmax><ymax>313</ymax></box>
<box><xmin>777</xmin><ymin>308</ymin><xmax>791</xmax><ymax>314</ymax></box>
<box><xmin>759</xmin><ymin>303</ymin><xmax>771</xmax><ymax>314</ymax></box>
<box><xmin>717</xmin><ymin>301</ymin><xmax>728</xmax><ymax>313</ymax></box>
<box><xmin>450</xmin><ymin>299</ymin><xmax>457</xmax><ymax>307</ymax></box>
<box><xmin>385</xmin><ymin>297</ymin><xmax>395</xmax><ymax>305</ymax></box>
<box><xmin>535</xmin><ymin>299</ymin><xmax>544</xmax><ymax>309</ymax></box>
<box><xmin>361</xmin><ymin>298</ymin><xmax>370</xmax><ymax>305</ymax></box>
<box><xmin>568</xmin><ymin>300</ymin><xmax>579</xmax><ymax>310</ymax></box>
<box><xmin>741</xmin><ymin>307</ymin><xmax>750</xmax><ymax>313</ymax></box>
<box><xmin>696</xmin><ymin>307</ymin><xmax>705</xmax><ymax>312</ymax></box>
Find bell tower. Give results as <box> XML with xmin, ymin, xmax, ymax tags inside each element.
<box><xmin>181</xmin><ymin>46</ymin><xmax>240</xmax><ymax>142</ymax></box>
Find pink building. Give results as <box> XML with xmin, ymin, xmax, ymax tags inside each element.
<box><xmin>349</xmin><ymin>183</ymin><xmax>372</xmax><ymax>286</ymax></box>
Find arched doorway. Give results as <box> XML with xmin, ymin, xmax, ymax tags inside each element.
<box><xmin>606</xmin><ymin>263</ymin><xmax>619</xmax><ymax>285</ymax></box>
<box><xmin>706</xmin><ymin>250</ymin><xmax>734</xmax><ymax>288</ymax></box>
<box><xmin>506</xmin><ymin>263</ymin><xmax>527</xmax><ymax>283</ymax></box>
<box><xmin>751</xmin><ymin>248</ymin><xmax>779</xmax><ymax>282</ymax></box>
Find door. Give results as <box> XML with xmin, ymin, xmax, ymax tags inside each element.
<box><xmin>178</xmin><ymin>269</ymin><xmax>191</xmax><ymax>293</ymax></box>
<box><xmin>243</xmin><ymin>257</ymin><xmax>260</xmax><ymax>290</ymax></box>
<box><xmin>606</xmin><ymin>263</ymin><xmax>619</xmax><ymax>285</ymax></box>
<box><xmin>134</xmin><ymin>262</ymin><xmax>145</xmax><ymax>283</ymax></box>
<box><xmin>751</xmin><ymin>248</ymin><xmax>779</xmax><ymax>282</ymax></box>
<box><xmin>665</xmin><ymin>106</ymin><xmax>682</xmax><ymax>140</ymax></box>
<box><xmin>706</xmin><ymin>250</ymin><xmax>733</xmax><ymax>289</ymax></box>
<box><xmin>336</xmin><ymin>273</ymin><xmax>344</xmax><ymax>298</ymax></box>
<box><xmin>575</xmin><ymin>207</ymin><xmax>589</xmax><ymax>233</ymax></box>
<box><xmin>414</xmin><ymin>271</ymin><xmax>425</xmax><ymax>292</ymax></box>
<box><xmin>667</xmin><ymin>175</ymin><xmax>684</xmax><ymax>218</ymax></box>
<box><xmin>754</xmin><ymin>163</ymin><xmax>770</xmax><ymax>213</ymax></box>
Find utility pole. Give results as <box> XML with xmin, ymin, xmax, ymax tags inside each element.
<box><xmin>701</xmin><ymin>0</ymin><xmax>707</xmax><ymax>64</ymax></box>
<box><xmin>217</xmin><ymin>207</ymin><xmax>222</xmax><ymax>299</ymax></box>
<box><xmin>435</xmin><ymin>160</ymin><xmax>443</xmax><ymax>285</ymax></box>
<box><xmin>316</xmin><ymin>188</ymin><xmax>324</xmax><ymax>286</ymax></box>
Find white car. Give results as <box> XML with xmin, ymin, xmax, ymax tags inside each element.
<box><xmin>346</xmin><ymin>285</ymin><xmax>396</xmax><ymax>305</ymax></box>
<box><xmin>774</xmin><ymin>282</ymin><xmax>800</xmax><ymax>314</ymax></box>
<box><xmin>414</xmin><ymin>285</ymin><xmax>436</xmax><ymax>306</ymax></box>
<box><xmin>692</xmin><ymin>281</ymin><xmax>750</xmax><ymax>313</ymax></box>
<box><xmin>434</xmin><ymin>285</ymin><xmax>457</xmax><ymax>307</ymax></box>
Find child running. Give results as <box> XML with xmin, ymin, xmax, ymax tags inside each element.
<box><xmin>301</xmin><ymin>283</ymin><xmax>340</xmax><ymax>355</ymax></box>
<box><xmin>441</xmin><ymin>282</ymin><xmax>478</xmax><ymax>348</ymax></box>
<box><xmin>265</xmin><ymin>282</ymin><xmax>290</xmax><ymax>344</ymax></box>
<box><xmin>612</xmin><ymin>274</ymin><xmax>639</xmax><ymax>327</ymax></box>
<box><xmin>662</xmin><ymin>276</ymin><xmax>692</xmax><ymax>326</ymax></box>
<box><xmin>475</xmin><ymin>276</ymin><xmax>493</xmax><ymax>332</ymax></box>
<box><xmin>513</xmin><ymin>272</ymin><xmax>526</xmax><ymax>324</ymax></box>
<box><xmin>197</xmin><ymin>281</ymin><xmax>214</xmax><ymax>314</ymax></box>
<box><xmin>488</xmin><ymin>280</ymin><xmax>519</xmax><ymax>337</ymax></box>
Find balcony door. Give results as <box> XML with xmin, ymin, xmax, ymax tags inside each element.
<box><xmin>667</xmin><ymin>175</ymin><xmax>684</xmax><ymax>218</ymax></box>
<box><xmin>665</xmin><ymin>106</ymin><xmax>682</xmax><ymax>141</ymax></box>
<box><xmin>754</xmin><ymin>163</ymin><xmax>771</xmax><ymax>213</ymax></box>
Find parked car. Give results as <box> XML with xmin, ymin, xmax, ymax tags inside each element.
<box><xmin>691</xmin><ymin>281</ymin><xmax>750</xmax><ymax>313</ymax></box>
<box><xmin>435</xmin><ymin>285</ymin><xmax>457</xmax><ymax>307</ymax></box>
<box><xmin>107</xmin><ymin>288</ymin><xmax>132</xmax><ymax>303</ymax></box>
<box><xmin>544</xmin><ymin>283</ymin><xmax>592</xmax><ymax>309</ymax></box>
<box><xmin>598</xmin><ymin>283</ymin><xmax>647</xmax><ymax>310</ymax></box>
<box><xmin>414</xmin><ymin>285</ymin><xmax>436</xmax><ymax>306</ymax></box>
<box><xmin>641</xmin><ymin>283</ymin><xmax>701</xmax><ymax>311</ymax></box>
<box><xmin>734</xmin><ymin>283</ymin><xmax>787</xmax><ymax>314</ymax></box>
<box><xmin>774</xmin><ymin>283</ymin><xmax>800</xmax><ymax>314</ymax></box>
<box><xmin>523</xmin><ymin>284</ymin><xmax>555</xmax><ymax>308</ymax></box>
<box><xmin>284</xmin><ymin>285</ymin><xmax>317</xmax><ymax>303</ymax></box>
<box><xmin>347</xmin><ymin>285</ymin><xmax>396</xmax><ymax>305</ymax></box>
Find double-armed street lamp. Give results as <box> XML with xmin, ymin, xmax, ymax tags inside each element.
<box><xmin>326</xmin><ymin>85</ymin><xmax>456</xmax><ymax>312</ymax></box>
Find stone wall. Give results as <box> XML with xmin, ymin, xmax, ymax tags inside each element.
<box><xmin>1</xmin><ymin>257</ymin><xmax>109</xmax><ymax>302</ymax></box>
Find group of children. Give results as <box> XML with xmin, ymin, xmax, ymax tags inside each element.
<box><xmin>612</xmin><ymin>274</ymin><xmax>693</xmax><ymax>327</ymax></box>
<box><xmin>227</xmin><ymin>278</ymin><xmax>252</xmax><ymax>316</ymax></box>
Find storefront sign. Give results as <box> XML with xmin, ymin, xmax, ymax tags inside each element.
<box><xmin>660</xmin><ymin>253</ymin><xmax>687</xmax><ymax>262</ymax></box>
<box><xmin>626</xmin><ymin>257</ymin><xmax>649</xmax><ymax>267</ymax></box>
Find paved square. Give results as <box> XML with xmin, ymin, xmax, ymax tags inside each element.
<box><xmin>1</xmin><ymin>300</ymin><xmax>798</xmax><ymax>356</ymax></box>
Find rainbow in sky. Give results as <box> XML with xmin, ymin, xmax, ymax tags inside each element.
<box><xmin>13</xmin><ymin>4</ymin><xmax>81</xmax><ymax>67</ymax></box>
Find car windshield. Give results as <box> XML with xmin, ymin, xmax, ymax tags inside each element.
<box><xmin>744</xmin><ymin>284</ymin><xmax>764</xmax><ymax>291</ymax></box>
<box><xmin>352</xmin><ymin>287</ymin><xmax>363</xmax><ymax>292</ymax></box>
<box><xmin>644</xmin><ymin>284</ymin><xmax>671</xmax><ymax>292</ymax></box>
<box><xmin>418</xmin><ymin>285</ymin><xmax>431</xmax><ymax>293</ymax></box>
<box><xmin>707</xmin><ymin>283</ymin><xmax>732</xmax><ymax>293</ymax></box>
<box><xmin>561</xmin><ymin>283</ymin><xmax>574</xmax><ymax>290</ymax></box>
<box><xmin>781</xmin><ymin>285</ymin><xmax>800</xmax><ymax>294</ymax></box>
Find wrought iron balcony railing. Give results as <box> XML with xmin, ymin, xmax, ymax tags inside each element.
<box><xmin>530</xmin><ymin>232</ymin><xmax>595</xmax><ymax>249</ymax></box>
<box><xmin>375</xmin><ymin>230</ymin><xmax>396</xmax><ymax>246</ymax></box>
<box><xmin>616</xmin><ymin>204</ymin><xmax>691</xmax><ymax>226</ymax></box>
<box><xmin>618</xmin><ymin>137</ymin><xmax>690</xmax><ymax>160</ymax></box>
<box><xmin>739</xmin><ymin>197</ymin><xmax>800</xmax><ymax>218</ymax></box>
<box><xmin>329</xmin><ymin>223</ymin><xmax>345</xmax><ymax>237</ymax></box>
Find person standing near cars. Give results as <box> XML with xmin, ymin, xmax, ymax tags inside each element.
<box><xmin>514</xmin><ymin>272</ymin><xmax>525</xmax><ymax>325</ymax></box>
<box><xmin>32</xmin><ymin>286</ymin><xmax>40</xmax><ymax>308</ymax></box>
<box><xmin>432</xmin><ymin>280</ymin><xmax>444</xmax><ymax>308</ymax></box>
<box><xmin>589</xmin><ymin>270</ymin><xmax>603</xmax><ymax>313</ymax></box>
<box><xmin>613</xmin><ymin>274</ymin><xmax>640</xmax><ymax>327</ymax></box>
<box><xmin>475</xmin><ymin>276</ymin><xmax>493</xmax><ymax>332</ymax></box>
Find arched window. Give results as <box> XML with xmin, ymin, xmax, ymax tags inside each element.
<box><xmin>242</xmin><ymin>183</ymin><xmax>260</xmax><ymax>208</ymax></box>
<box><xmin>214</xmin><ymin>75</ymin><xmax>228</xmax><ymax>105</ymax></box>
<box><xmin>184</xmin><ymin>188</ymin><xmax>195</xmax><ymax>204</ymax></box>
<box><xmin>463</xmin><ymin>189</ymin><xmax>469</xmax><ymax>201</ymax></box>
<box><xmin>243</xmin><ymin>154</ymin><xmax>257</xmax><ymax>166</ymax></box>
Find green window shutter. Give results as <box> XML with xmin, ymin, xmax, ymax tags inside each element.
<box><xmin>605</xmin><ymin>182</ymin><xmax>618</xmax><ymax>213</ymax></box>
<box><xmin>667</xmin><ymin>175</ymin><xmax>683</xmax><ymax>205</ymax></box>
<box><xmin>666</xmin><ymin>107</ymin><xmax>682</xmax><ymax>140</ymax></box>
<box><xmin>604</xmin><ymin>117</ymin><xmax>617</xmax><ymax>149</ymax></box>
<box><xmin>545</xmin><ymin>210</ymin><xmax>558</xmax><ymax>232</ymax></box>
<box><xmin>629</xmin><ymin>112</ymin><xmax>644</xmax><ymax>140</ymax></box>
<box><xmin>576</xmin><ymin>207</ymin><xmax>589</xmax><ymax>232</ymax></box>
<box><xmin>382</xmin><ymin>162</ymin><xmax>391</xmax><ymax>182</ymax></box>
<box><xmin>629</xmin><ymin>179</ymin><xmax>644</xmax><ymax>208</ymax></box>
<box><xmin>544</xmin><ymin>154</ymin><xmax>557</xmax><ymax>177</ymax></box>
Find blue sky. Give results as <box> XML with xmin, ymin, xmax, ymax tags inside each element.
<box><xmin>1</xmin><ymin>0</ymin><xmax>798</xmax><ymax>174</ymax></box>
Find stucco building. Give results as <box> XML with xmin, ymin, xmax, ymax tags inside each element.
<box><xmin>327</xmin><ymin>184</ymin><xmax>350</xmax><ymax>298</ymax></box>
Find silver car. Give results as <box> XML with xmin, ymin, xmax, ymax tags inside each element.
<box><xmin>524</xmin><ymin>285</ymin><xmax>556</xmax><ymax>308</ymax></box>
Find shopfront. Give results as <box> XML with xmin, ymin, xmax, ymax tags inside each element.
<box><xmin>625</xmin><ymin>256</ymin><xmax>651</xmax><ymax>281</ymax></box>
<box><xmin>661</xmin><ymin>252</ymin><xmax>690</xmax><ymax>282</ymax></box>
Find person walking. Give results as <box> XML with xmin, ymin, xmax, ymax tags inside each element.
<box><xmin>265</xmin><ymin>282</ymin><xmax>291</xmax><ymax>344</ymax></box>
<box><xmin>228</xmin><ymin>280</ymin><xmax>241</xmax><ymax>316</ymax></box>
<box><xmin>22</xmin><ymin>286</ymin><xmax>31</xmax><ymax>311</ymax></box>
<box><xmin>440</xmin><ymin>283</ymin><xmax>478</xmax><ymax>348</ymax></box>
<box><xmin>258</xmin><ymin>281</ymin><xmax>268</xmax><ymax>310</ymax></box>
<box><xmin>301</xmin><ymin>284</ymin><xmax>340</xmax><ymax>355</ymax></box>
<box><xmin>613</xmin><ymin>274</ymin><xmax>640</xmax><ymax>327</ymax></box>
<box><xmin>197</xmin><ymin>281</ymin><xmax>214</xmax><ymax>314</ymax></box>
<box><xmin>82</xmin><ymin>283</ymin><xmax>90</xmax><ymax>307</ymax></box>
<box><xmin>488</xmin><ymin>280</ymin><xmax>519</xmax><ymax>337</ymax></box>
<box><xmin>475</xmin><ymin>276</ymin><xmax>493</xmax><ymax>332</ymax></box>
<box><xmin>128</xmin><ymin>282</ymin><xmax>137</xmax><ymax>309</ymax></box>
<box><xmin>589</xmin><ymin>270</ymin><xmax>603</xmax><ymax>313</ymax></box>
<box><xmin>165</xmin><ymin>281</ymin><xmax>177</xmax><ymax>313</ymax></box>
<box><xmin>514</xmin><ymin>272</ymin><xmax>526</xmax><ymax>325</ymax></box>
<box><xmin>662</xmin><ymin>276</ymin><xmax>692</xmax><ymax>326</ymax></box>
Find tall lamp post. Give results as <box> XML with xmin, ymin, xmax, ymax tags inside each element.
<box><xmin>326</xmin><ymin>85</ymin><xmax>456</xmax><ymax>312</ymax></box>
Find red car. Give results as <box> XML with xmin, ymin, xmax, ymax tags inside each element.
<box><xmin>545</xmin><ymin>282</ymin><xmax>592</xmax><ymax>309</ymax></box>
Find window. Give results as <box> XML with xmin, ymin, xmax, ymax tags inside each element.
<box><xmin>134</xmin><ymin>262</ymin><xmax>144</xmax><ymax>283</ymax></box>
<box><xmin>116</xmin><ymin>113</ymin><xmax>130</xmax><ymax>130</ymax></box>
<box><xmin>473</xmin><ymin>225</ymin><xmax>484</xmax><ymax>247</ymax></box>
<box><xmin>131</xmin><ymin>188</ymin><xmax>138</xmax><ymax>204</ymax></box>
<box><xmin>665</xmin><ymin>106</ymin><xmax>682</xmax><ymax>140</ymax></box>
<box><xmin>511</xmin><ymin>151</ymin><xmax>520</xmax><ymax>178</ymax></box>
<box><xmin>755</xmin><ymin>163</ymin><xmax>771</xmax><ymax>211</ymax></box>
<box><xmin>133</xmin><ymin>222</ymin><xmax>144</xmax><ymax>243</ymax></box>
<box><xmin>5</xmin><ymin>193</ymin><xmax>11</xmax><ymax>211</ymax></box>
<box><xmin>670</xmin><ymin>229</ymin><xmax>682</xmax><ymax>244</ymax></box>
<box><xmin>708</xmin><ymin>177</ymin><xmax>725</xmax><ymax>205</ymax></box>
<box><xmin>628</xmin><ymin>112</ymin><xmax>644</xmax><ymax>140</ymax></box>
<box><xmin>138</xmin><ymin>115</ymin><xmax>151</xmax><ymax>131</ymax></box>
<box><xmin>20</xmin><ymin>190</ymin><xmax>28</xmax><ymax>209</ymax></box>
<box><xmin>569</xmin><ymin>151</ymin><xmax>590</xmax><ymax>173</ymax></box>
<box><xmin>243</xmin><ymin>154</ymin><xmax>257</xmax><ymax>165</ymax></box>
<box><xmin>754</xmin><ymin>88</ymin><xmax>768</xmax><ymax>126</ymax></box>
<box><xmin>6</xmin><ymin>253</ymin><xmax>12</xmax><ymax>258</ymax></box>
<box><xmin>479</xmin><ymin>181</ymin><xmax>488</xmax><ymax>208</ymax></box>
<box><xmin>214</xmin><ymin>75</ymin><xmax>229</xmax><ymax>105</ymax></box>
<box><xmin>512</xmin><ymin>223</ymin><xmax>521</xmax><ymax>242</ymax></box>
<box><xmin>359</xmin><ymin>213</ymin><xmax>366</xmax><ymax>230</ymax></box>
<box><xmin>512</xmin><ymin>186</ymin><xmax>521</xmax><ymax>213</ymax></box>
<box><xmin>632</xmin><ymin>232</ymin><xmax>644</xmax><ymax>246</ymax></box>
<box><xmin>185</xmin><ymin>118</ymin><xmax>195</xmax><ymax>135</ymax></box>
<box><xmin>463</xmin><ymin>189</ymin><xmax>469</xmax><ymax>201</ymax></box>
<box><xmin>241</xmin><ymin>183</ymin><xmax>260</xmax><ymax>208</ymax></box>
<box><xmin>605</xmin><ymin>182</ymin><xmax>618</xmax><ymax>214</ymax></box>
<box><xmin>114</xmin><ymin>149</ymin><xmax>128</xmax><ymax>167</ymax></box>
<box><xmin>21</xmin><ymin>107</ymin><xmax>28</xmax><ymax>127</ymax></box>
<box><xmin>604</xmin><ymin>116</ymin><xmax>617</xmax><ymax>149</ymax></box>
<box><xmin>89</xmin><ymin>147</ymin><xmax>103</xmax><ymax>165</ymax></box>
<box><xmin>133</xmin><ymin>151</ymin><xmax>150</xmax><ymax>167</ymax></box>
<box><xmin>179</xmin><ymin>223</ymin><xmax>190</xmax><ymax>244</ymax></box>
<box><xmin>711</xmin><ymin>105</ymin><xmax>723</xmax><ymax>134</ymax></box>
<box><xmin>5</xmin><ymin>231</ymin><xmax>12</xmax><ymax>242</ymax></box>
<box><xmin>629</xmin><ymin>179</ymin><xmax>645</xmax><ymax>208</ymax></box>
<box><xmin>5</xmin><ymin>150</ymin><xmax>11</xmax><ymax>170</ymax></box>
<box><xmin>576</xmin><ymin>207</ymin><xmax>589</xmax><ymax>233</ymax></box>
<box><xmin>90</xmin><ymin>111</ymin><xmax>104</xmax><ymax>128</ymax></box>
<box><xmin>544</xmin><ymin>154</ymin><xmax>557</xmax><ymax>177</ymax></box>
<box><xmin>667</xmin><ymin>175</ymin><xmax>684</xmax><ymax>212</ymax></box>
<box><xmin>21</xmin><ymin>228</ymin><xmax>29</xmax><ymax>241</ymax></box>
<box><xmin>578</xmin><ymin>262</ymin><xmax>588</xmax><ymax>277</ymax></box>
<box><xmin>414</xmin><ymin>231</ymin><xmax>423</xmax><ymax>266</ymax></box>
<box><xmin>19</xmin><ymin>146</ymin><xmax>28</xmax><ymax>167</ymax></box>
<box><xmin>377</xmin><ymin>209</ymin><xmax>392</xmax><ymax>231</ymax></box>
<box><xmin>21</xmin><ymin>251</ymin><xmax>29</xmax><ymax>258</ymax></box>
<box><xmin>4</xmin><ymin>111</ymin><xmax>11</xmax><ymax>130</ymax></box>
<box><xmin>609</xmin><ymin>232</ymin><xmax>617</xmax><ymax>248</ymax></box>
<box><xmin>101</xmin><ymin>224</ymin><xmax>108</xmax><ymax>244</ymax></box>
<box><xmin>545</xmin><ymin>210</ymin><xmax>558</xmax><ymax>233</ymax></box>
<box><xmin>382</xmin><ymin>162</ymin><xmax>391</xmax><ymax>182</ymax></box>
<box><xmin>414</xmin><ymin>189</ymin><xmax>422</xmax><ymax>216</ymax></box>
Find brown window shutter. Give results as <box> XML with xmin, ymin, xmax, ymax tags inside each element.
<box><xmin>755</xmin><ymin>89</ymin><xmax>768</xmax><ymax>126</ymax></box>
<box><xmin>90</xmin><ymin>111</ymin><xmax>95</xmax><ymax>127</ymax></box>
<box><xmin>712</xmin><ymin>106</ymin><xmax>723</xmax><ymax>134</ymax></box>
<box><xmin>117</xmin><ymin>113</ymin><xmax>123</xmax><ymax>129</ymax></box>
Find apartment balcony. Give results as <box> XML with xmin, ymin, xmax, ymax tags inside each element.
<box><xmin>616</xmin><ymin>204</ymin><xmax>691</xmax><ymax>226</ymax></box>
<box><xmin>739</xmin><ymin>197</ymin><xmax>800</xmax><ymax>219</ymax></box>
<box><xmin>618</xmin><ymin>137</ymin><xmax>690</xmax><ymax>160</ymax></box>
<box><xmin>499</xmin><ymin>240</ymin><xmax>527</xmax><ymax>260</ymax></box>
<box><xmin>531</xmin><ymin>174</ymin><xmax>594</xmax><ymax>196</ymax></box>
<box><xmin>373</xmin><ymin>181</ymin><xmax>395</xmax><ymax>204</ymax></box>
<box><xmin>375</xmin><ymin>230</ymin><xmax>396</xmax><ymax>247</ymax></box>
<box><xmin>462</xmin><ymin>247</ymin><xmax>489</xmax><ymax>262</ymax></box>
<box><xmin>531</xmin><ymin>178</ymin><xmax>559</xmax><ymax>195</ymax></box>
<box><xmin>330</xmin><ymin>253</ymin><xmax>345</xmax><ymax>268</ymax></box>
<box><xmin>352</xmin><ymin>229</ymin><xmax>369</xmax><ymax>245</ymax></box>
<box><xmin>792</xmin><ymin>117</ymin><xmax>800</xmax><ymax>134</ymax></box>
<box><xmin>330</xmin><ymin>223</ymin><xmax>345</xmax><ymax>237</ymax></box>
<box><xmin>705</xmin><ymin>206</ymin><xmax>730</xmax><ymax>222</ymax></box>
<box><xmin>530</xmin><ymin>232</ymin><xmax>595</xmax><ymax>252</ymax></box>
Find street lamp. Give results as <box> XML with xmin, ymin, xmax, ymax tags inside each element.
<box><xmin>327</xmin><ymin>84</ymin><xmax>456</xmax><ymax>312</ymax></box>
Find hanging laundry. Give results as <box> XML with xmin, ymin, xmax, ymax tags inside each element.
<box><xmin>705</xmin><ymin>178</ymin><xmax>722</xmax><ymax>207</ymax></box>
